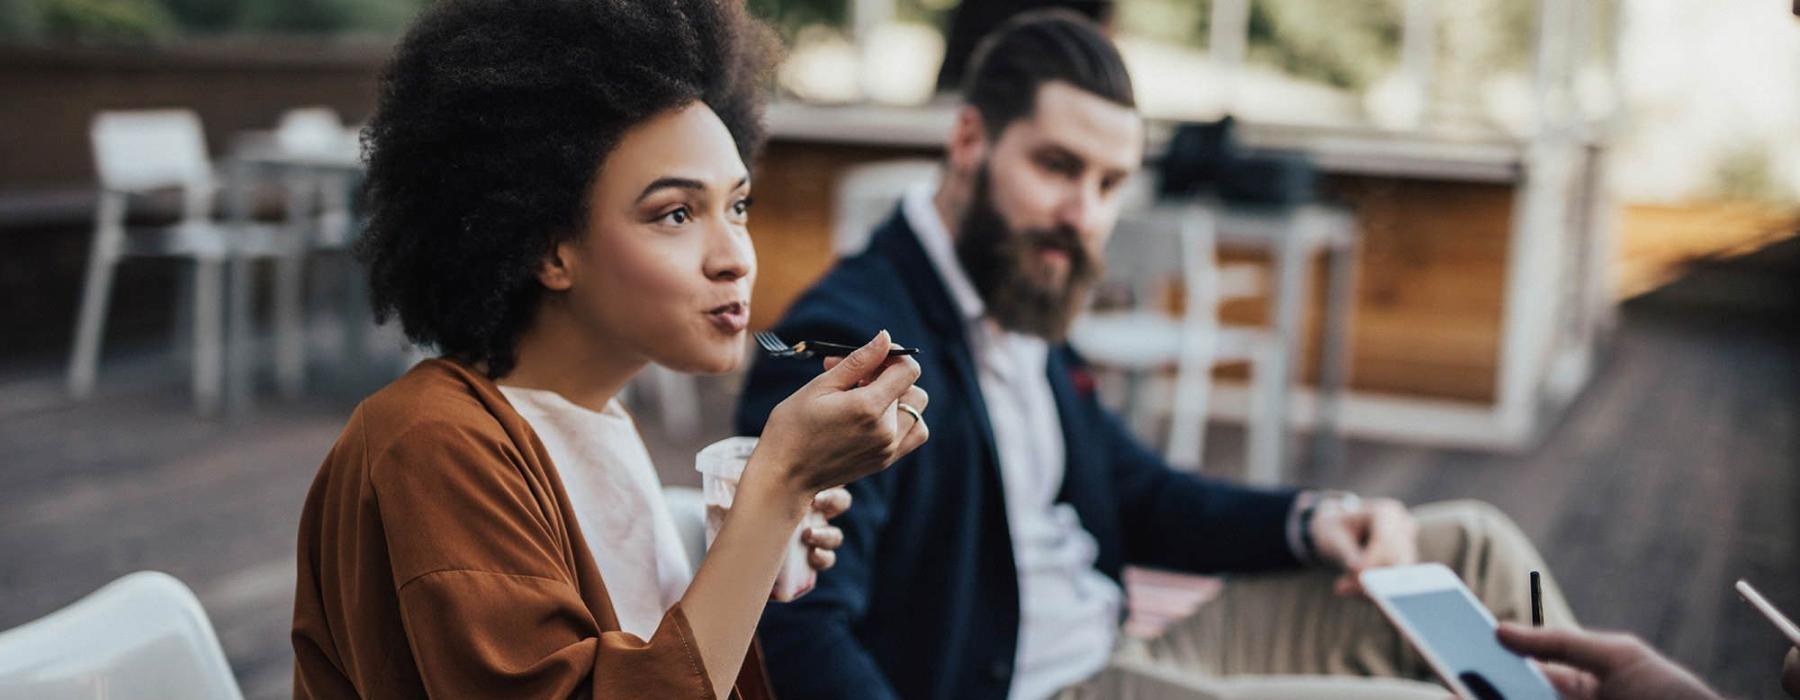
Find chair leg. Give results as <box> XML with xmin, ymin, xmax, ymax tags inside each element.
<box><xmin>274</xmin><ymin>252</ymin><xmax>306</xmax><ymax>398</ymax></box>
<box><xmin>192</xmin><ymin>258</ymin><xmax>224</xmax><ymax>416</ymax></box>
<box><xmin>67</xmin><ymin>231</ymin><xmax>118</xmax><ymax>401</ymax></box>
<box><xmin>1244</xmin><ymin>336</ymin><xmax>1284</xmax><ymax>486</ymax></box>
<box><xmin>1164</xmin><ymin>339</ymin><xmax>1213</xmax><ymax>473</ymax></box>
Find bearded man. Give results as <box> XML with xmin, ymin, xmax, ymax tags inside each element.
<box><xmin>735</xmin><ymin>10</ymin><xmax>1573</xmax><ymax>700</ymax></box>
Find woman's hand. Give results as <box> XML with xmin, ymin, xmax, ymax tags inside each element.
<box><xmin>752</xmin><ymin>330</ymin><xmax>929</xmax><ymax>498</ymax></box>
<box><xmin>801</xmin><ymin>487</ymin><xmax>851</xmax><ymax>571</ymax></box>
<box><xmin>1497</xmin><ymin>623</ymin><xmax>1721</xmax><ymax>700</ymax></box>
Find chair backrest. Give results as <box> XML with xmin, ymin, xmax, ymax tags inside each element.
<box><xmin>662</xmin><ymin>486</ymin><xmax>709</xmax><ymax>568</ymax></box>
<box><xmin>0</xmin><ymin>571</ymin><xmax>244</xmax><ymax>700</ymax></box>
<box><xmin>275</xmin><ymin>107</ymin><xmax>350</xmax><ymax>157</ymax></box>
<box><xmin>91</xmin><ymin>110</ymin><xmax>214</xmax><ymax>194</ymax></box>
<box><xmin>832</xmin><ymin>159</ymin><xmax>939</xmax><ymax>257</ymax></box>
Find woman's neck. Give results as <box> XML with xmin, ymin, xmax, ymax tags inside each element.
<box><xmin>498</xmin><ymin>306</ymin><xmax>646</xmax><ymax>413</ymax></box>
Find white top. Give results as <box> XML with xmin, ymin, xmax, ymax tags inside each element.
<box><xmin>496</xmin><ymin>386</ymin><xmax>694</xmax><ymax>640</ymax></box>
<box><xmin>902</xmin><ymin>185</ymin><xmax>1122</xmax><ymax>700</ymax></box>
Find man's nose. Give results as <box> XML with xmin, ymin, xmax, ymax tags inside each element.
<box><xmin>1054</xmin><ymin>182</ymin><xmax>1103</xmax><ymax>236</ymax></box>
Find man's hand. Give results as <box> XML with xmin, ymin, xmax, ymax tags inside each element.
<box><xmin>1307</xmin><ymin>496</ymin><xmax>1418</xmax><ymax>596</ymax></box>
<box><xmin>1496</xmin><ymin>624</ymin><xmax>1720</xmax><ymax>700</ymax></box>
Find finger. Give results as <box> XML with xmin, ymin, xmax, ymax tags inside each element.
<box><xmin>1536</xmin><ymin>661</ymin><xmax>1598</xmax><ymax>699</ymax></box>
<box><xmin>1496</xmin><ymin>623</ymin><xmax>1634</xmax><ymax>672</ymax></box>
<box><xmin>862</xmin><ymin>354</ymin><xmax>922</xmax><ymax>404</ymax></box>
<box><xmin>821</xmin><ymin>356</ymin><xmax>843</xmax><ymax>372</ymax></box>
<box><xmin>1332</xmin><ymin>573</ymin><xmax>1363</xmax><ymax>597</ymax></box>
<box><xmin>814</xmin><ymin>331</ymin><xmax>892</xmax><ymax>390</ymax></box>
<box><xmin>1366</xmin><ymin>507</ymin><xmax>1419</xmax><ymax>568</ymax></box>
<box><xmin>808</xmin><ymin>547</ymin><xmax>837</xmax><ymax>571</ymax></box>
<box><xmin>801</xmin><ymin>526</ymin><xmax>844</xmax><ymax>550</ymax></box>
<box><xmin>812</xmin><ymin>487</ymin><xmax>852</xmax><ymax>519</ymax></box>
<box><xmin>894</xmin><ymin>410</ymin><xmax>930</xmax><ymax>457</ymax></box>
<box><xmin>900</xmin><ymin>384</ymin><xmax>930</xmax><ymax>414</ymax></box>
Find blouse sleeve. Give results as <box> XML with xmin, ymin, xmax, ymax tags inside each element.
<box><xmin>371</xmin><ymin>420</ymin><xmax>717</xmax><ymax>699</ymax></box>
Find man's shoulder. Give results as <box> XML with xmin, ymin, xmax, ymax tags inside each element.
<box><xmin>782</xmin><ymin>241</ymin><xmax>920</xmax><ymax>335</ymax></box>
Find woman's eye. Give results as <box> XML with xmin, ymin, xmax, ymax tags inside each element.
<box><xmin>661</xmin><ymin>206</ymin><xmax>692</xmax><ymax>225</ymax></box>
<box><xmin>732</xmin><ymin>197</ymin><xmax>753</xmax><ymax>217</ymax></box>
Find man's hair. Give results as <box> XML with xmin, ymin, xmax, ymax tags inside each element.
<box><xmin>960</xmin><ymin>9</ymin><xmax>1135</xmax><ymax>137</ymax></box>
<box><xmin>357</xmin><ymin>0</ymin><xmax>776</xmax><ymax>377</ymax></box>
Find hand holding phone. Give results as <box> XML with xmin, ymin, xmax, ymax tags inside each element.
<box><xmin>1361</xmin><ymin>564</ymin><xmax>1557</xmax><ymax>700</ymax></box>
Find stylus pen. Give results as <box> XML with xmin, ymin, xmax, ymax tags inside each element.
<box><xmin>1530</xmin><ymin>571</ymin><xmax>1544</xmax><ymax>627</ymax></box>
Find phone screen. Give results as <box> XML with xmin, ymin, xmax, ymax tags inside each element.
<box><xmin>1388</xmin><ymin>590</ymin><xmax>1556</xmax><ymax>700</ymax></box>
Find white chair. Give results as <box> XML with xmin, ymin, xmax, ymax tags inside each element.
<box><xmin>68</xmin><ymin>110</ymin><xmax>305</xmax><ymax>415</ymax></box>
<box><xmin>1070</xmin><ymin>203</ymin><xmax>1286</xmax><ymax>484</ymax></box>
<box><xmin>831</xmin><ymin>159</ymin><xmax>939</xmax><ymax>257</ymax></box>
<box><xmin>274</xmin><ymin>107</ymin><xmax>358</xmax><ymax>251</ymax></box>
<box><xmin>0</xmin><ymin>571</ymin><xmax>244</xmax><ymax>700</ymax></box>
<box><xmin>663</xmin><ymin>485</ymin><xmax>709</xmax><ymax>567</ymax></box>
<box><xmin>270</xmin><ymin>107</ymin><xmax>363</xmax><ymax>396</ymax></box>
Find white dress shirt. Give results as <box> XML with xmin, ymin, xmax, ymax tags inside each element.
<box><xmin>497</xmin><ymin>386</ymin><xmax>694</xmax><ymax>640</ymax></box>
<box><xmin>902</xmin><ymin>185</ymin><xmax>1122</xmax><ymax>700</ymax></box>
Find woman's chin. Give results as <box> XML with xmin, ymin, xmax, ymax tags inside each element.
<box><xmin>653</xmin><ymin>343</ymin><xmax>743</xmax><ymax>376</ymax></box>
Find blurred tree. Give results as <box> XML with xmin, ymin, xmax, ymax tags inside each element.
<box><xmin>159</xmin><ymin>0</ymin><xmax>238</xmax><ymax>33</ymax></box>
<box><xmin>0</xmin><ymin>0</ymin><xmax>47</xmax><ymax>39</ymax></box>
<box><xmin>748</xmin><ymin>0</ymin><xmax>845</xmax><ymax>40</ymax></box>
<box><xmin>36</xmin><ymin>0</ymin><xmax>174</xmax><ymax>42</ymax></box>
<box><xmin>1118</xmin><ymin>0</ymin><xmax>1405</xmax><ymax>91</ymax></box>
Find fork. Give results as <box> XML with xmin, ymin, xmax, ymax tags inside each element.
<box><xmin>753</xmin><ymin>331</ymin><xmax>919</xmax><ymax>359</ymax></box>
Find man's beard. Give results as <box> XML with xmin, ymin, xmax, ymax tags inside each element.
<box><xmin>953</xmin><ymin>165</ymin><xmax>1101</xmax><ymax>341</ymax></box>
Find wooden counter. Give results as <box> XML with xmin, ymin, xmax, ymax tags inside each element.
<box><xmin>749</xmin><ymin>102</ymin><xmax>1611</xmax><ymax>449</ymax></box>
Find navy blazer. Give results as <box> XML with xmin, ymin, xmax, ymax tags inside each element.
<box><xmin>733</xmin><ymin>210</ymin><xmax>1304</xmax><ymax>700</ymax></box>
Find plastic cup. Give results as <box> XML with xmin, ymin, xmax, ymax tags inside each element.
<box><xmin>695</xmin><ymin>437</ymin><xmax>822</xmax><ymax>602</ymax></box>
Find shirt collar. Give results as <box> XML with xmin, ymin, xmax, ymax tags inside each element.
<box><xmin>901</xmin><ymin>182</ymin><xmax>986</xmax><ymax>323</ymax></box>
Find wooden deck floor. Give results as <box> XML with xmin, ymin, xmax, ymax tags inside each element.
<box><xmin>2</xmin><ymin>239</ymin><xmax>1794</xmax><ymax>699</ymax></box>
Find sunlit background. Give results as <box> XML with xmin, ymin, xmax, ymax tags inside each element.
<box><xmin>1</xmin><ymin>1</ymin><xmax>1796</xmax><ymax>698</ymax></box>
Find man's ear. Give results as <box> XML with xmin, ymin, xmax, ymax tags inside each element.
<box><xmin>945</xmin><ymin>105</ymin><xmax>990</xmax><ymax>178</ymax></box>
<box><xmin>536</xmin><ymin>239</ymin><xmax>576</xmax><ymax>291</ymax></box>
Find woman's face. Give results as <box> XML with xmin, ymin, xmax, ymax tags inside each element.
<box><xmin>547</xmin><ymin>101</ymin><xmax>756</xmax><ymax>374</ymax></box>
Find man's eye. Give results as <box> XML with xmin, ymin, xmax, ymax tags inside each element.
<box><xmin>661</xmin><ymin>206</ymin><xmax>692</xmax><ymax>224</ymax></box>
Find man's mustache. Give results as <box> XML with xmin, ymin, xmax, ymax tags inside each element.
<box><xmin>1018</xmin><ymin>226</ymin><xmax>1085</xmax><ymax>259</ymax></box>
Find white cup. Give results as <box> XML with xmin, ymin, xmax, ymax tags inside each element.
<box><xmin>695</xmin><ymin>437</ymin><xmax>822</xmax><ymax>602</ymax></box>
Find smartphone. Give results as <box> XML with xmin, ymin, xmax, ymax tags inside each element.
<box><xmin>1361</xmin><ymin>564</ymin><xmax>1558</xmax><ymax>700</ymax></box>
<box><xmin>1735</xmin><ymin>579</ymin><xmax>1800</xmax><ymax>648</ymax></box>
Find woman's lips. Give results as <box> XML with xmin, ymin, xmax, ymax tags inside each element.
<box><xmin>706</xmin><ymin>301</ymin><xmax>749</xmax><ymax>333</ymax></box>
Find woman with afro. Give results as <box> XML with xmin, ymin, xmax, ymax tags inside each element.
<box><xmin>290</xmin><ymin>1</ymin><xmax>930</xmax><ymax>697</ymax></box>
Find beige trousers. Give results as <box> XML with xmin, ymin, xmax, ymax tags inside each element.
<box><xmin>1058</xmin><ymin>500</ymin><xmax>1576</xmax><ymax>700</ymax></box>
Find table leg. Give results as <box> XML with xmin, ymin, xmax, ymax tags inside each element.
<box><xmin>1260</xmin><ymin>221</ymin><xmax>1310</xmax><ymax>485</ymax></box>
<box><xmin>223</xmin><ymin>160</ymin><xmax>256</xmax><ymax>418</ymax></box>
<box><xmin>1312</xmin><ymin>233</ymin><xmax>1357</xmax><ymax>474</ymax></box>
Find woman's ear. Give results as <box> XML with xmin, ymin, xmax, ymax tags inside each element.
<box><xmin>535</xmin><ymin>240</ymin><xmax>576</xmax><ymax>291</ymax></box>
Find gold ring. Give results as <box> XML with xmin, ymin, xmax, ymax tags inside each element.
<box><xmin>897</xmin><ymin>402</ymin><xmax>923</xmax><ymax>426</ymax></box>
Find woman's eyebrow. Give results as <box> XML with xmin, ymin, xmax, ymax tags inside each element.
<box><xmin>635</xmin><ymin>174</ymin><xmax>751</xmax><ymax>202</ymax></box>
<box><xmin>635</xmin><ymin>176</ymin><xmax>706</xmax><ymax>203</ymax></box>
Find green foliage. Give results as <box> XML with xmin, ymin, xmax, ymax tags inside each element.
<box><xmin>1713</xmin><ymin>143</ymin><xmax>1787</xmax><ymax>203</ymax></box>
<box><xmin>1117</xmin><ymin>0</ymin><xmax>1405</xmax><ymax>91</ymax></box>
<box><xmin>1</xmin><ymin>0</ymin><xmax>419</xmax><ymax>42</ymax></box>
<box><xmin>37</xmin><ymin>0</ymin><xmax>174</xmax><ymax>42</ymax></box>
<box><xmin>0</xmin><ymin>0</ymin><xmax>47</xmax><ymax>39</ymax></box>
<box><xmin>748</xmin><ymin>0</ymin><xmax>844</xmax><ymax>40</ymax></box>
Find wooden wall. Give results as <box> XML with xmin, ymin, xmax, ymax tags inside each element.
<box><xmin>747</xmin><ymin>140</ymin><xmax>1517</xmax><ymax>404</ymax></box>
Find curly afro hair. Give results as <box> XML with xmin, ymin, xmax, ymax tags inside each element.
<box><xmin>357</xmin><ymin>0</ymin><xmax>777</xmax><ymax>377</ymax></box>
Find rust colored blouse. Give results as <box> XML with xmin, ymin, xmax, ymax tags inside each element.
<box><xmin>291</xmin><ymin>359</ymin><xmax>771</xmax><ymax>699</ymax></box>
